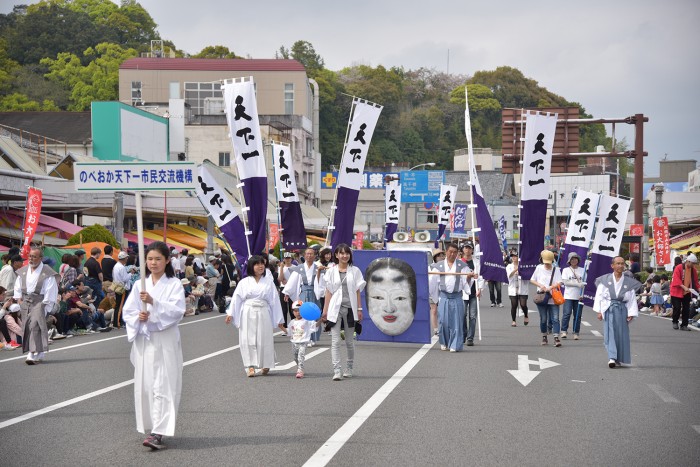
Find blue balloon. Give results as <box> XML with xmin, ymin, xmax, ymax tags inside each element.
<box><xmin>300</xmin><ymin>302</ymin><xmax>321</xmax><ymax>321</ymax></box>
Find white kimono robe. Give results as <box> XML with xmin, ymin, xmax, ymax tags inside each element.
<box><xmin>323</xmin><ymin>265</ymin><xmax>366</xmax><ymax>324</ymax></box>
<box><xmin>123</xmin><ymin>275</ymin><xmax>185</xmax><ymax>437</ymax></box>
<box><xmin>227</xmin><ymin>273</ymin><xmax>283</xmax><ymax>370</ymax></box>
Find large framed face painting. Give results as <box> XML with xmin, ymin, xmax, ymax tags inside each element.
<box><xmin>354</xmin><ymin>250</ymin><xmax>431</xmax><ymax>344</ymax></box>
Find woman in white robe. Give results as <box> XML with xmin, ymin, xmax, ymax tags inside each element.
<box><xmin>122</xmin><ymin>241</ymin><xmax>185</xmax><ymax>450</ymax></box>
<box><xmin>225</xmin><ymin>255</ymin><xmax>285</xmax><ymax>377</ymax></box>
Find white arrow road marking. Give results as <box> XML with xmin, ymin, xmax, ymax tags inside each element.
<box><xmin>591</xmin><ymin>330</ymin><xmax>602</xmax><ymax>337</ymax></box>
<box><xmin>647</xmin><ymin>384</ymin><xmax>680</xmax><ymax>403</ymax></box>
<box><xmin>581</xmin><ymin>321</ymin><xmax>591</xmax><ymax>327</ymax></box>
<box><xmin>508</xmin><ymin>355</ymin><xmax>560</xmax><ymax>387</ymax></box>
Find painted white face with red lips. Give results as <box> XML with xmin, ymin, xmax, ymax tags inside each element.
<box><xmin>367</xmin><ymin>267</ymin><xmax>414</xmax><ymax>336</ymax></box>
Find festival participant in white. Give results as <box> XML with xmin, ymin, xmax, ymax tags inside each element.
<box><xmin>225</xmin><ymin>255</ymin><xmax>285</xmax><ymax>377</ymax></box>
<box><xmin>506</xmin><ymin>252</ymin><xmax>529</xmax><ymax>327</ymax></box>
<box><xmin>122</xmin><ymin>241</ymin><xmax>185</xmax><ymax>450</ymax></box>
<box><xmin>283</xmin><ymin>248</ymin><xmax>322</xmax><ymax>344</ymax></box>
<box><xmin>593</xmin><ymin>256</ymin><xmax>640</xmax><ymax>368</ymax></box>
<box><xmin>322</xmin><ymin>243</ymin><xmax>366</xmax><ymax>380</ymax></box>
<box><xmin>429</xmin><ymin>243</ymin><xmax>474</xmax><ymax>352</ymax></box>
<box><xmin>13</xmin><ymin>247</ymin><xmax>58</xmax><ymax>364</ymax></box>
<box><xmin>530</xmin><ymin>250</ymin><xmax>563</xmax><ymax>347</ymax></box>
<box><xmin>560</xmin><ymin>252</ymin><xmax>586</xmax><ymax>339</ymax></box>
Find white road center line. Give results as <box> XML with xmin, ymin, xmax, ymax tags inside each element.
<box><xmin>0</xmin><ymin>342</ymin><xmax>238</xmax><ymax>430</ymax></box>
<box><xmin>581</xmin><ymin>321</ymin><xmax>591</xmax><ymax>327</ymax></box>
<box><xmin>693</xmin><ymin>425</ymin><xmax>700</xmax><ymax>435</ymax></box>
<box><xmin>590</xmin><ymin>330</ymin><xmax>602</xmax><ymax>337</ymax></box>
<box><xmin>0</xmin><ymin>314</ymin><xmax>223</xmax><ymax>364</ymax></box>
<box><xmin>303</xmin><ymin>337</ymin><xmax>437</xmax><ymax>467</ymax></box>
<box><xmin>647</xmin><ymin>384</ymin><xmax>680</xmax><ymax>403</ymax></box>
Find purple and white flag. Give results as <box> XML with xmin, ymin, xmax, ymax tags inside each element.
<box><xmin>518</xmin><ymin>111</ymin><xmax>558</xmax><ymax>280</ymax></box>
<box><xmin>464</xmin><ymin>88</ymin><xmax>507</xmax><ymax>282</ymax></box>
<box><xmin>435</xmin><ymin>184</ymin><xmax>457</xmax><ymax>248</ymax></box>
<box><xmin>223</xmin><ymin>78</ymin><xmax>267</xmax><ymax>257</ymax></box>
<box><xmin>384</xmin><ymin>183</ymin><xmax>401</xmax><ymax>245</ymax></box>
<box><xmin>559</xmin><ymin>190</ymin><xmax>600</xmax><ymax>275</ymax></box>
<box><xmin>581</xmin><ymin>195</ymin><xmax>631</xmax><ymax>307</ymax></box>
<box><xmin>330</xmin><ymin>98</ymin><xmax>383</xmax><ymax>248</ymax></box>
<box><xmin>272</xmin><ymin>142</ymin><xmax>307</xmax><ymax>251</ymax></box>
<box><xmin>196</xmin><ymin>165</ymin><xmax>248</xmax><ymax>262</ymax></box>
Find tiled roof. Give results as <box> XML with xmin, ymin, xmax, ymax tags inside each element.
<box><xmin>120</xmin><ymin>58</ymin><xmax>306</xmax><ymax>72</ymax></box>
<box><xmin>0</xmin><ymin>112</ymin><xmax>91</xmax><ymax>144</ymax></box>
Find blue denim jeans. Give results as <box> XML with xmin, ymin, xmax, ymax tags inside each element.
<box><xmin>537</xmin><ymin>303</ymin><xmax>560</xmax><ymax>336</ymax></box>
<box><xmin>463</xmin><ymin>296</ymin><xmax>478</xmax><ymax>342</ymax></box>
<box><xmin>561</xmin><ymin>299</ymin><xmax>581</xmax><ymax>333</ymax></box>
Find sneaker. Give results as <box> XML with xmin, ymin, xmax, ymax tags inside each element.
<box><xmin>541</xmin><ymin>336</ymin><xmax>548</xmax><ymax>346</ymax></box>
<box><xmin>466</xmin><ymin>339</ymin><xmax>474</xmax><ymax>347</ymax></box>
<box><xmin>340</xmin><ymin>330</ymin><xmax>345</xmax><ymax>340</ymax></box>
<box><xmin>608</xmin><ymin>359</ymin><xmax>616</xmax><ymax>368</ymax></box>
<box><xmin>560</xmin><ymin>331</ymin><xmax>567</xmax><ymax>338</ymax></box>
<box><xmin>497</xmin><ymin>303</ymin><xmax>504</xmax><ymax>308</ymax></box>
<box><xmin>53</xmin><ymin>333</ymin><xmax>66</xmax><ymax>340</ymax></box>
<box><xmin>554</xmin><ymin>337</ymin><xmax>561</xmax><ymax>347</ymax></box>
<box><xmin>343</xmin><ymin>368</ymin><xmax>353</xmax><ymax>378</ymax></box>
<box><xmin>36</xmin><ymin>352</ymin><xmax>45</xmax><ymax>362</ymax></box>
<box><xmin>307</xmin><ymin>341</ymin><xmax>314</xmax><ymax>348</ymax></box>
<box><xmin>281</xmin><ymin>332</ymin><xmax>288</xmax><ymax>337</ymax></box>
<box><xmin>85</xmin><ymin>328</ymin><xmax>96</xmax><ymax>334</ymax></box>
<box><xmin>8</xmin><ymin>340</ymin><xmax>21</xmax><ymax>348</ymax></box>
<box><xmin>143</xmin><ymin>434</ymin><xmax>165</xmax><ymax>450</ymax></box>
<box><xmin>296</xmin><ymin>370</ymin><xmax>304</xmax><ymax>379</ymax></box>
<box><xmin>3</xmin><ymin>343</ymin><xmax>16</xmax><ymax>351</ymax></box>
<box><xmin>66</xmin><ymin>329</ymin><xmax>77</xmax><ymax>336</ymax></box>
<box><xmin>449</xmin><ymin>348</ymin><xmax>457</xmax><ymax>353</ymax></box>
<box><xmin>98</xmin><ymin>326</ymin><xmax>112</xmax><ymax>332</ymax></box>
<box><xmin>433</xmin><ymin>329</ymin><xmax>438</xmax><ymax>336</ymax></box>
<box><xmin>440</xmin><ymin>345</ymin><xmax>447</xmax><ymax>351</ymax></box>
<box><xmin>490</xmin><ymin>302</ymin><xmax>495</xmax><ymax>307</ymax></box>
<box><xmin>47</xmin><ymin>339</ymin><xmax>53</xmax><ymax>344</ymax></box>
<box><xmin>333</xmin><ymin>371</ymin><xmax>342</xmax><ymax>381</ymax></box>
<box><xmin>672</xmin><ymin>323</ymin><xmax>679</xmax><ymax>330</ymax></box>
<box><xmin>573</xmin><ymin>333</ymin><xmax>579</xmax><ymax>340</ymax></box>
<box><xmin>680</xmin><ymin>325</ymin><xmax>690</xmax><ymax>331</ymax></box>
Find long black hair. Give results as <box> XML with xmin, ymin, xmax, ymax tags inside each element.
<box><xmin>145</xmin><ymin>241</ymin><xmax>175</xmax><ymax>278</ymax></box>
<box><xmin>333</xmin><ymin>243</ymin><xmax>353</xmax><ymax>265</ymax></box>
<box><xmin>246</xmin><ymin>255</ymin><xmax>267</xmax><ymax>277</ymax></box>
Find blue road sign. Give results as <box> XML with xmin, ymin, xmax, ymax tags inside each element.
<box><xmin>400</xmin><ymin>170</ymin><xmax>445</xmax><ymax>203</ymax></box>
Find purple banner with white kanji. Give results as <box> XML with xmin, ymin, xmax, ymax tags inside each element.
<box><xmin>195</xmin><ymin>165</ymin><xmax>249</xmax><ymax>262</ymax></box>
<box><xmin>384</xmin><ymin>183</ymin><xmax>401</xmax><ymax>247</ymax></box>
<box><xmin>435</xmin><ymin>184</ymin><xmax>456</xmax><ymax>248</ymax></box>
<box><xmin>581</xmin><ymin>195</ymin><xmax>631</xmax><ymax>307</ymax></box>
<box><xmin>272</xmin><ymin>142</ymin><xmax>306</xmax><ymax>251</ymax></box>
<box><xmin>559</xmin><ymin>190</ymin><xmax>600</xmax><ymax>277</ymax></box>
<box><xmin>223</xmin><ymin>78</ymin><xmax>268</xmax><ymax>257</ymax></box>
<box><xmin>463</xmin><ymin>86</ymin><xmax>506</xmax><ymax>282</ymax></box>
<box><xmin>518</xmin><ymin>111</ymin><xmax>558</xmax><ymax>280</ymax></box>
<box><xmin>330</xmin><ymin>99</ymin><xmax>383</xmax><ymax>248</ymax></box>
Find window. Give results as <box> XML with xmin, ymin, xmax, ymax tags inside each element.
<box><xmin>360</xmin><ymin>211</ymin><xmax>373</xmax><ymax>224</ymax></box>
<box><xmin>284</xmin><ymin>83</ymin><xmax>294</xmax><ymax>114</ymax></box>
<box><xmin>218</xmin><ymin>152</ymin><xmax>230</xmax><ymax>167</ymax></box>
<box><xmin>417</xmin><ymin>210</ymin><xmax>438</xmax><ymax>224</ymax></box>
<box><xmin>374</xmin><ymin>212</ymin><xmax>384</xmax><ymax>225</ymax></box>
<box><xmin>184</xmin><ymin>82</ymin><xmax>224</xmax><ymax>115</ymax></box>
<box><xmin>131</xmin><ymin>81</ymin><xmax>142</xmax><ymax>104</ymax></box>
<box><xmin>306</xmin><ymin>136</ymin><xmax>313</xmax><ymax>158</ymax></box>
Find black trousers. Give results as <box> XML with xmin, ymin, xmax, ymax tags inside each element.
<box><xmin>671</xmin><ymin>294</ymin><xmax>690</xmax><ymax>327</ymax></box>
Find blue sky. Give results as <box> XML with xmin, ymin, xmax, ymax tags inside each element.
<box><xmin>3</xmin><ymin>0</ymin><xmax>699</xmax><ymax>177</ymax></box>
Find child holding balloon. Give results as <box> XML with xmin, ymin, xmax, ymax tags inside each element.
<box><xmin>288</xmin><ymin>300</ymin><xmax>320</xmax><ymax>378</ymax></box>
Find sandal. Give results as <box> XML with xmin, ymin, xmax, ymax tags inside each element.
<box><xmin>524</xmin><ymin>317</ymin><xmax>529</xmax><ymax>326</ymax></box>
<box><xmin>511</xmin><ymin>321</ymin><xmax>517</xmax><ymax>327</ymax></box>
<box><xmin>247</xmin><ymin>367</ymin><xmax>255</xmax><ymax>377</ymax></box>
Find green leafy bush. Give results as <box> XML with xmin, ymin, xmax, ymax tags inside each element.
<box><xmin>66</xmin><ymin>224</ymin><xmax>118</xmax><ymax>248</ymax></box>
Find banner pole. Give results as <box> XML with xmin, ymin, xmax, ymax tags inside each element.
<box><xmin>135</xmin><ymin>192</ymin><xmax>147</xmax><ymax>313</ymax></box>
<box><xmin>269</xmin><ymin>140</ymin><xmax>285</xmax><ymax>261</ymax></box>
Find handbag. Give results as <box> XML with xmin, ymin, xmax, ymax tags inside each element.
<box><xmin>551</xmin><ymin>285</ymin><xmax>565</xmax><ymax>305</ymax></box>
<box><xmin>534</xmin><ymin>267</ymin><xmax>557</xmax><ymax>304</ymax></box>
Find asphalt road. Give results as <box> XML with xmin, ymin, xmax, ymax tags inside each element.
<box><xmin>1</xmin><ymin>296</ymin><xmax>698</xmax><ymax>466</ymax></box>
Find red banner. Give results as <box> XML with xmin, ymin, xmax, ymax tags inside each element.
<box><xmin>629</xmin><ymin>224</ymin><xmax>644</xmax><ymax>236</ymax></box>
<box><xmin>20</xmin><ymin>187</ymin><xmax>43</xmax><ymax>261</ymax></box>
<box><xmin>652</xmin><ymin>217</ymin><xmax>670</xmax><ymax>265</ymax></box>
<box><xmin>352</xmin><ymin>231</ymin><xmax>364</xmax><ymax>250</ymax></box>
<box><xmin>268</xmin><ymin>223</ymin><xmax>280</xmax><ymax>251</ymax></box>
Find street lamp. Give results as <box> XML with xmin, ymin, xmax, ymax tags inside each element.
<box><xmin>408</xmin><ymin>162</ymin><xmax>436</xmax><ymax>171</ymax></box>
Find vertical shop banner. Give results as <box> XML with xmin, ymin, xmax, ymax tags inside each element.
<box><xmin>268</xmin><ymin>223</ymin><xmax>280</xmax><ymax>251</ymax></box>
<box><xmin>272</xmin><ymin>142</ymin><xmax>307</xmax><ymax>250</ymax></box>
<box><xmin>652</xmin><ymin>217</ymin><xmax>670</xmax><ymax>265</ymax></box>
<box><xmin>330</xmin><ymin>99</ymin><xmax>383</xmax><ymax>248</ymax></box>
<box><xmin>581</xmin><ymin>195</ymin><xmax>631</xmax><ymax>307</ymax></box>
<box><xmin>223</xmin><ymin>78</ymin><xmax>267</xmax><ymax>256</ymax></box>
<box><xmin>451</xmin><ymin>203</ymin><xmax>468</xmax><ymax>237</ymax></box>
<box><xmin>559</xmin><ymin>190</ymin><xmax>600</xmax><ymax>274</ymax></box>
<box><xmin>352</xmin><ymin>232</ymin><xmax>364</xmax><ymax>250</ymax></box>
<box><xmin>518</xmin><ymin>112</ymin><xmax>558</xmax><ymax>280</ymax></box>
<box><xmin>384</xmin><ymin>184</ymin><xmax>401</xmax><ymax>245</ymax></box>
<box><xmin>20</xmin><ymin>187</ymin><xmax>43</xmax><ymax>260</ymax></box>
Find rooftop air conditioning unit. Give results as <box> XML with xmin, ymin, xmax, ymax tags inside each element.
<box><xmin>414</xmin><ymin>231</ymin><xmax>431</xmax><ymax>242</ymax></box>
<box><xmin>393</xmin><ymin>231</ymin><xmax>410</xmax><ymax>242</ymax></box>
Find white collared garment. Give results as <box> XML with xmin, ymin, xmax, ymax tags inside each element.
<box><xmin>13</xmin><ymin>263</ymin><xmax>58</xmax><ymax>315</ymax></box>
<box><xmin>592</xmin><ymin>273</ymin><xmax>639</xmax><ymax>318</ymax></box>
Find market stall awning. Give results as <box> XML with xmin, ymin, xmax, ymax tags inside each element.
<box><xmin>0</xmin><ymin>210</ymin><xmax>81</xmax><ymax>240</ymax></box>
<box><xmin>670</xmin><ymin>235</ymin><xmax>700</xmax><ymax>250</ymax></box>
<box><xmin>168</xmin><ymin>224</ymin><xmax>227</xmax><ymax>249</ymax></box>
<box><xmin>0</xmin><ymin>226</ymin><xmax>68</xmax><ymax>246</ymax></box>
<box><xmin>123</xmin><ymin>232</ymin><xmax>203</xmax><ymax>255</ymax></box>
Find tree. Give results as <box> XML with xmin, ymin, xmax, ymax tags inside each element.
<box><xmin>289</xmin><ymin>40</ymin><xmax>324</xmax><ymax>76</ymax></box>
<box><xmin>67</xmin><ymin>224</ymin><xmax>118</xmax><ymax>247</ymax></box>
<box><xmin>42</xmin><ymin>42</ymin><xmax>138</xmax><ymax>111</ymax></box>
<box><xmin>0</xmin><ymin>93</ymin><xmax>59</xmax><ymax>111</ymax></box>
<box><xmin>193</xmin><ymin>45</ymin><xmax>239</xmax><ymax>59</ymax></box>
